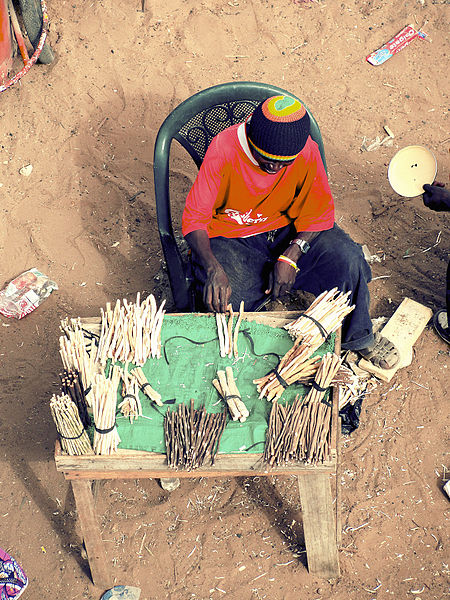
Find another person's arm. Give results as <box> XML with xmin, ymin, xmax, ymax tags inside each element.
<box><xmin>423</xmin><ymin>183</ymin><xmax>450</xmax><ymax>212</ymax></box>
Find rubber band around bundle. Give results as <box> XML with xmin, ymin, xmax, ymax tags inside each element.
<box><xmin>272</xmin><ymin>369</ymin><xmax>288</xmax><ymax>389</ymax></box>
<box><xmin>311</xmin><ymin>381</ymin><xmax>329</xmax><ymax>393</ymax></box>
<box><xmin>224</xmin><ymin>394</ymin><xmax>241</xmax><ymax>402</ymax></box>
<box><xmin>122</xmin><ymin>393</ymin><xmax>136</xmax><ymax>401</ymax></box>
<box><xmin>140</xmin><ymin>383</ymin><xmax>153</xmax><ymax>393</ymax></box>
<box><xmin>57</xmin><ymin>428</ymin><xmax>85</xmax><ymax>440</ymax></box>
<box><xmin>297</xmin><ymin>313</ymin><xmax>329</xmax><ymax>340</ymax></box>
<box><xmin>95</xmin><ymin>423</ymin><xmax>116</xmax><ymax>434</ymax></box>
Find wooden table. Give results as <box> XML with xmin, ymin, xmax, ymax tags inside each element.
<box><xmin>54</xmin><ymin>312</ymin><xmax>341</xmax><ymax>588</ymax></box>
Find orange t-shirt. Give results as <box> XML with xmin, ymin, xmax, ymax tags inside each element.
<box><xmin>182</xmin><ymin>123</ymin><xmax>334</xmax><ymax>238</ymax></box>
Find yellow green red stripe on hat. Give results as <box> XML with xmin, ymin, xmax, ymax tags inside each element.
<box><xmin>262</xmin><ymin>96</ymin><xmax>307</xmax><ymax>123</ymax></box>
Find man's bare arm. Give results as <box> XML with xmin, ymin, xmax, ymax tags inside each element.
<box><xmin>185</xmin><ymin>230</ymin><xmax>231</xmax><ymax>313</ymax></box>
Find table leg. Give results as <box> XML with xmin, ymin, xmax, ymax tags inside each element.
<box><xmin>298</xmin><ymin>472</ymin><xmax>340</xmax><ymax>579</ymax></box>
<box><xmin>71</xmin><ymin>479</ymin><xmax>112</xmax><ymax>588</ymax></box>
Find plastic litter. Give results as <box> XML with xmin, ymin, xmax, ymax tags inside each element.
<box><xmin>100</xmin><ymin>586</ymin><xmax>141</xmax><ymax>600</ymax></box>
<box><xmin>0</xmin><ymin>267</ymin><xmax>58</xmax><ymax>319</ymax></box>
<box><xmin>340</xmin><ymin>396</ymin><xmax>364</xmax><ymax>435</ymax></box>
<box><xmin>0</xmin><ymin>547</ymin><xmax>28</xmax><ymax>599</ymax></box>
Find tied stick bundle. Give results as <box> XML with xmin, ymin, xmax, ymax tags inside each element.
<box><xmin>216</xmin><ymin>301</ymin><xmax>244</xmax><ymax>358</ymax></box>
<box><xmin>212</xmin><ymin>367</ymin><xmax>249</xmax><ymax>422</ymax></box>
<box><xmin>164</xmin><ymin>399</ymin><xmax>227</xmax><ymax>470</ymax></box>
<box><xmin>50</xmin><ymin>393</ymin><xmax>93</xmax><ymax>455</ymax></box>
<box><xmin>59</xmin><ymin>318</ymin><xmax>98</xmax><ymax>405</ymax></box>
<box><xmin>116</xmin><ymin>363</ymin><xmax>142</xmax><ymax>423</ymax></box>
<box><xmin>254</xmin><ymin>350</ymin><xmax>322</xmax><ymax>402</ymax></box>
<box><xmin>254</xmin><ymin>288</ymin><xmax>354</xmax><ymax>401</ymax></box>
<box><xmin>284</xmin><ymin>288</ymin><xmax>354</xmax><ymax>341</ymax></box>
<box><xmin>264</xmin><ymin>353</ymin><xmax>342</xmax><ymax>466</ymax></box>
<box><xmin>130</xmin><ymin>366</ymin><xmax>163</xmax><ymax>406</ymax></box>
<box><xmin>59</xmin><ymin>368</ymin><xmax>91</xmax><ymax>428</ymax></box>
<box><xmin>96</xmin><ymin>293</ymin><xmax>166</xmax><ymax>366</ymax></box>
<box><xmin>91</xmin><ymin>372</ymin><xmax>121</xmax><ymax>454</ymax></box>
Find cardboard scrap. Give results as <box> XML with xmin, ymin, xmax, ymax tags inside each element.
<box><xmin>359</xmin><ymin>297</ymin><xmax>432</xmax><ymax>382</ymax></box>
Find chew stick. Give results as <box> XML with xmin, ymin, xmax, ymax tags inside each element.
<box><xmin>131</xmin><ymin>366</ymin><xmax>163</xmax><ymax>406</ymax></box>
<box><xmin>227</xmin><ymin>304</ymin><xmax>234</xmax><ymax>358</ymax></box>
<box><xmin>233</xmin><ymin>301</ymin><xmax>245</xmax><ymax>358</ymax></box>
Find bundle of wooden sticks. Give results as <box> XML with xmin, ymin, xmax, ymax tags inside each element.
<box><xmin>215</xmin><ymin>301</ymin><xmax>244</xmax><ymax>358</ymax></box>
<box><xmin>59</xmin><ymin>368</ymin><xmax>91</xmax><ymax>428</ymax></box>
<box><xmin>254</xmin><ymin>289</ymin><xmax>353</xmax><ymax>401</ymax></box>
<box><xmin>212</xmin><ymin>367</ymin><xmax>249</xmax><ymax>422</ymax></box>
<box><xmin>96</xmin><ymin>293</ymin><xmax>166</xmax><ymax>366</ymax></box>
<box><xmin>59</xmin><ymin>318</ymin><xmax>98</xmax><ymax>404</ymax></box>
<box><xmin>264</xmin><ymin>353</ymin><xmax>341</xmax><ymax>466</ymax></box>
<box><xmin>164</xmin><ymin>399</ymin><xmax>227</xmax><ymax>470</ymax></box>
<box><xmin>284</xmin><ymin>288</ymin><xmax>354</xmax><ymax>341</ymax></box>
<box><xmin>91</xmin><ymin>372</ymin><xmax>121</xmax><ymax>455</ymax></box>
<box><xmin>50</xmin><ymin>393</ymin><xmax>93</xmax><ymax>455</ymax></box>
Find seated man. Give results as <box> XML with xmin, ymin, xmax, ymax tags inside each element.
<box><xmin>182</xmin><ymin>94</ymin><xmax>399</xmax><ymax>369</ymax></box>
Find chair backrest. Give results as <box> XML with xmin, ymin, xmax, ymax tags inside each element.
<box><xmin>153</xmin><ymin>81</ymin><xmax>327</xmax><ymax>311</ymax></box>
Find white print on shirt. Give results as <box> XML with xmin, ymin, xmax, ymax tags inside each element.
<box><xmin>224</xmin><ymin>208</ymin><xmax>268</xmax><ymax>226</ymax></box>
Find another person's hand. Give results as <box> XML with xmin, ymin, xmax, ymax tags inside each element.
<box><xmin>203</xmin><ymin>264</ymin><xmax>231</xmax><ymax>313</ymax></box>
<box><xmin>266</xmin><ymin>260</ymin><xmax>297</xmax><ymax>300</ymax></box>
<box><xmin>422</xmin><ymin>183</ymin><xmax>450</xmax><ymax>212</ymax></box>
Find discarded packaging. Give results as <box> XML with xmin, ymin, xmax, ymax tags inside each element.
<box><xmin>0</xmin><ymin>268</ymin><xmax>58</xmax><ymax>319</ymax></box>
<box><xmin>366</xmin><ymin>24</ymin><xmax>427</xmax><ymax>66</ymax></box>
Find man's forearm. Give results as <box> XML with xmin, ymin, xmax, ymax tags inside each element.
<box><xmin>185</xmin><ymin>230</ymin><xmax>221</xmax><ymax>272</ymax></box>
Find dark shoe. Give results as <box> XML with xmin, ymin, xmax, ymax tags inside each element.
<box><xmin>358</xmin><ymin>333</ymin><xmax>400</xmax><ymax>369</ymax></box>
<box><xmin>432</xmin><ymin>309</ymin><xmax>450</xmax><ymax>344</ymax></box>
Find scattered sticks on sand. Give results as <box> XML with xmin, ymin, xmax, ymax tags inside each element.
<box><xmin>164</xmin><ymin>399</ymin><xmax>227</xmax><ymax>469</ymax></box>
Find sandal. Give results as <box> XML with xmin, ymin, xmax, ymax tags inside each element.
<box><xmin>358</xmin><ymin>333</ymin><xmax>400</xmax><ymax>370</ymax></box>
<box><xmin>432</xmin><ymin>309</ymin><xmax>450</xmax><ymax>344</ymax></box>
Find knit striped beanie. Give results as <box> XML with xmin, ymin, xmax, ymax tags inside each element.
<box><xmin>247</xmin><ymin>95</ymin><xmax>310</xmax><ymax>161</ymax></box>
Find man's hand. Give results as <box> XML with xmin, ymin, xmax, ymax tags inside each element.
<box><xmin>266</xmin><ymin>260</ymin><xmax>298</xmax><ymax>299</ymax></box>
<box><xmin>423</xmin><ymin>183</ymin><xmax>450</xmax><ymax>212</ymax></box>
<box><xmin>203</xmin><ymin>264</ymin><xmax>231</xmax><ymax>313</ymax></box>
<box><xmin>185</xmin><ymin>230</ymin><xmax>232</xmax><ymax>312</ymax></box>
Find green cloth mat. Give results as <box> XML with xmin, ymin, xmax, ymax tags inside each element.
<box><xmin>102</xmin><ymin>314</ymin><xmax>335</xmax><ymax>454</ymax></box>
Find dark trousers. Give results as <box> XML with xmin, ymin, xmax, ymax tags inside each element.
<box><xmin>191</xmin><ymin>223</ymin><xmax>374</xmax><ymax>351</ymax></box>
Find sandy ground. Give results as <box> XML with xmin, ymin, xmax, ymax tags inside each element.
<box><xmin>0</xmin><ymin>0</ymin><xmax>449</xmax><ymax>598</ymax></box>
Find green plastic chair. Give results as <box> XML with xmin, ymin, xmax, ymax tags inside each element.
<box><xmin>153</xmin><ymin>81</ymin><xmax>327</xmax><ymax>311</ymax></box>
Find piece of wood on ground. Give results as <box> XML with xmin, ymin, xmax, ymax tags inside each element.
<box><xmin>298</xmin><ymin>472</ymin><xmax>340</xmax><ymax>578</ymax></box>
<box><xmin>359</xmin><ymin>297</ymin><xmax>432</xmax><ymax>382</ymax></box>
